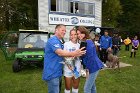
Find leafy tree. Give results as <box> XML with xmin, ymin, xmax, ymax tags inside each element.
<box><xmin>119</xmin><ymin>0</ymin><xmax>140</xmax><ymax>37</ymax></box>
<box><xmin>102</xmin><ymin>0</ymin><xmax>122</xmax><ymax>27</ymax></box>
<box><xmin>0</xmin><ymin>0</ymin><xmax>38</xmax><ymax>31</ymax></box>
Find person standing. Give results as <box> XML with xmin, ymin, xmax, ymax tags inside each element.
<box><xmin>42</xmin><ymin>24</ymin><xmax>85</xmax><ymax>93</ymax></box>
<box><xmin>112</xmin><ymin>33</ymin><xmax>121</xmax><ymax>55</ymax></box>
<box><xmin>130</xmin><ymin>36</ymin><xmax>139</xmax><ymax>57</ymax></box>
<box><xmin>118</xmin><ymin>35</ymin><xmax>123</xmax><ymax>50</ymax></box>
<box><xmin>99</xmin><ymin>30</ymin><xmax>112</xmax><ymax>66</ymax></box>
<box><xmin>94</xmin><ymin>34</ymin><xmax>101</xmax><ymax>57</ymax></box>
<box><xmin>124</xmin><ymin>36</ymin><xmax>131</xmax><ymax>51</ymax></box>
<box><xmin>77</xmin><ymin>26</ymin><xmax>104</xmax><ymax>93</ymax></box>
<box><xmin>63</xmin><ymin>29</ymin><xmax>81</xmax><ymax>93</ymax></box>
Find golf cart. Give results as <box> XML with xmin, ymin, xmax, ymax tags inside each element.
<box><xmin>12</xmin><ymin>30</ymin><xmax>49</xmax><ymax>72</ymax></box>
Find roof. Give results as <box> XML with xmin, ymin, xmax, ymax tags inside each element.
<box><xmin>19</xmin><ymin>29</ymin><xmax>48</xmax><ymax>33</ymax></box>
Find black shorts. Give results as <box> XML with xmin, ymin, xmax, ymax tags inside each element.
<box><xmin>132</xmin><ymin>46</ymin><xmax>138</xmax><ymax>50</ymax></box>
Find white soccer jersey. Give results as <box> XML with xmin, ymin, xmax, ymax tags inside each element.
<box><xmin>63</xmin><ymin>41</ymin><xmax>81</xmax><ymax>77</ymax></box>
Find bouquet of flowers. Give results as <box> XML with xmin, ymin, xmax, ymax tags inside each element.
<box><xmin>64</xmin><ymin>57</ymin><xmax>80</xmax><ymax>79</ymax></box>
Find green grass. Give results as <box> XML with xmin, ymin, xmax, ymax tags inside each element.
<box><xmin>0</xmin><ymin>45</ymin><xmax>140</xmax><ymax>93</ymax></box>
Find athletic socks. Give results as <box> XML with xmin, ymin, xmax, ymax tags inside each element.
<box><xmin>130</xmin><ymin>52</ymin><xmax>133</xmax><ymax>57</ymax></box>
<box><xmin>64</xmin><ymin>89</ymin><xmax>70</xmax><ymax>93</ymax></box>
<box><xmin>134</xmin><ymin>52</ymin><xmax>136</xmax><ymax>57</ymax></box>
<box><xmin>64</xmin><ymin>88</ymin><xmax>78</xmax><ymax>93</ymax></box>
<box><xmin>72</xmin><ymin>87</ymin><xmax>78</xmax><ymax>93</ymax></box>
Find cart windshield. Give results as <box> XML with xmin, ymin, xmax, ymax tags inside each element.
<box><xmin>18</xmin><ymin>32</ymin><xmax>48</xmax><ymax>48</ymax></box>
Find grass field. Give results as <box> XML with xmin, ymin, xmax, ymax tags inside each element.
<box><xmin>0</xmin><ymin>46</ymin><xmax>140</xmax><ymax>93</ymax></box>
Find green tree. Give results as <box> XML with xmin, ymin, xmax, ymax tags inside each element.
<box><xmin>0</xmin><ymin>0</ymin><xmax>38</xmax><ymax>31</ymax></box>
<box><xmin>102</xmin><ymin>0</ymin><xmax>122</xmax><ymax>27</ymax></box>
<box><xmin>119</xmin><ymin>0</ymin><xmax>140</xmax><ymax>37</ymax></box>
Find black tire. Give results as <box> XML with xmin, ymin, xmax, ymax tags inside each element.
<box><xmin>12</xmin><ymin>59</ymin><xmax>22</xmax><ymax>72</ymax></box>
<box><xmin>36</xmin><ymin>61</ymin><xmax>43</xmax><ymax>68</ymax></box>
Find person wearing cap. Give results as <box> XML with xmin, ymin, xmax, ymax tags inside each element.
<box><xmin>99</xmin><ymin>30</ymin><xmax>112</xmax><ymax>67</ymax></box>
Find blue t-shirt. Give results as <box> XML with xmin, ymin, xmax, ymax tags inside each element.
<box><xmin>42</xmin><ymin>36</ymin><xmax>64</xmax><ymax>81</ymax></box>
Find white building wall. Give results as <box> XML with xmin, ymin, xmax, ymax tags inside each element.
<box><xmin>38</xmin><ymin>0</ymin><xmax>49</xmax><ymax>30</ymax></box>
<box><xmin>94</xmin><ymin>0</ymin><xmax>102</xmax><ymax>27</ymax></box>
<box><xmin>38</xmin><ymin>0</ymin><xmax>102</xmax><ymax>41</ymax></box>
<box><xmin>80</xmin><ymin>0</ymin><xmax>102</xmax><ymax>27</ymax></box>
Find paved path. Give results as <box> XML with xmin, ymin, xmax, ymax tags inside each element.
<box><xmin>119</xmin><ymin>62</ymin><xmax>132</xmax><ymax>67</ymax></box>
<box><xmin>104</xmin><ymin>62</ymin><xmax>132</xmax><ymax>70</ymax></box>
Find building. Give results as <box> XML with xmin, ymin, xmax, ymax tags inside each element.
<box><xmin>38</xmin><ymin>0</ymin><xmax>102</xmax><ymax>40</ymax></box>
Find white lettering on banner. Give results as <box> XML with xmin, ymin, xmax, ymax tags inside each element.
<box><xmin>49</xmin><ymin>14</ymin><xmax>95</xmax><ymax>26</ymax></box>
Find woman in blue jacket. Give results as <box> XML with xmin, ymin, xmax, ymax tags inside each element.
<box><xmin>77</xmin><ymin>26</ymin><xmax>104</xmax><ymax>93</ymax></box>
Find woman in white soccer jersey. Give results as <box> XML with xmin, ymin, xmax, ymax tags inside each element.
<box><xmin>63</xmin><ymin>29</ymin><xmax>81</xmax><ymax>93</ymax></box>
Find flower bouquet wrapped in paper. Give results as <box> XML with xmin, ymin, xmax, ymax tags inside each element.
<box><xmin>64</xmin><ymin>57</ymin><xmax>80</xmax><ymax>79</ymax></box>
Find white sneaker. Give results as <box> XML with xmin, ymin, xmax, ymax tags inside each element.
<box><xmin>103</xmin><ymin>63</ymin><xmax>107</xmax><ymax>68</ymax></box>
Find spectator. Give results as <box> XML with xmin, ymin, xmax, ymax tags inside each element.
<box><xmin>94</xmin><ymin>34</ymin><xmax>100</xmax><ymax>57</ymax></box>
<box><xmin>130</xmin><ymin>36</ymin><xmax>139</xmax><ymax>58</ymax></box>
<box><xmin>112</xmin><ymin>33</ymin><xmax>121</xmax><ymax>55</ymax></box>
<box><xmin>118</xmin><ymin>36</ymin><xmax>123</xmax><ymax>50</ymax></box>
<box><xmin>77</xmin><ymin>26</ymin><xmax>104</xmax><ymax>93</ymax></box>
<box><xmin>124</xmin><ymin>36</ymin><xmax>131</xmax><ymax>51</ymax></box>
<box><xmin>99</xmin><ymin>30</ymin><xmax>112</xmax><ymax>67</ymax></box>
<box><xmin>63</xmin><ymin>29</ymin><xmax>81</xmax><ymax>93</ymax></box>
<box><xmin>34</xmin><ymin>35</ymin><xmax>45</xmax><ymax>48</ymax></box>
<box><xmin>42</xmin><ymin>24</ymin><xmax>85</xmax><ymax>93</ymax></box>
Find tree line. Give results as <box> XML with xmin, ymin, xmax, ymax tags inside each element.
<box><xmin>0</xmin><ymin>0</ymin><xmax>140</xmax><ymax>38</ymax></box>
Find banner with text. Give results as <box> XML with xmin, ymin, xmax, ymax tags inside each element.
<box><xmin>49</xmin><ymin>14</ymin><xmax>95</xmax><ymax>26</ymax></box>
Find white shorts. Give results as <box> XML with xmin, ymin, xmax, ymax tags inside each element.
<box><xmin>64</xmin><ymin>70</ymin><xmax>81</xmax><ymax>78</ymax></box>
<box><xmin>64</xmin><ymin>71</ymin><xmax>74</xmax><ymax>77</ymax></box>
<box><xmin>63</xmin><ymin>60</ymin><xmax>81</xmax><ymax>77</ymax></box>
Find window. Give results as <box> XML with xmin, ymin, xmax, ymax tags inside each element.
<box><xmin>50</xmin><ymin>0</ymin><xmax>56</xmax><ymax>11</ymax></box>
<box><xmin>18</xmin><ymin>33</ymin><xmax>48</xmax><ymax>48</ymax></box>
<box><xmin>50</xmin><ymin>0</ymin><xmax>95</xmax><ymax>16</ymax></box>
<box><xmin>78</xmin><ymin>2</ymin><xmax>85</xmax><ymax>14</ymax></box>
<box><xmin>50</xmin><ymin>0</ymin><xmax>63</xmax><ymax>12</ymax></box>
<box><xmin>88</xmin><ymin>4</ymin><xmax>94</xmax><ymax>15</ymax></box>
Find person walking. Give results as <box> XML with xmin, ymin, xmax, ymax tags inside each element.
<box><xmin>63</xmin><ymin>29</ymin><xmax>81</xmax><ymax>93</ymax></box>
<box><xmin>77</xmin><ymin>26</ymin><xmax>104</xmax><ymax>93</ymax></box>
<box><xmin>130</xmin><ymin>36</ymin><xmax>139</xmax><ymax>58</ymax></box>
<box><xmin>99</xmin><ymin>30</ymin><xmax>112</xmax><ymax>66</ymax></box>
<box><xmin>124</xmin><ymin>36</ymin><xmax>131</xmax><ymax>51</ymax></box>
<box><xmin>42</xmin><ymin>24</ymin><xmax>85</xmax><ymax>93</ymax></box>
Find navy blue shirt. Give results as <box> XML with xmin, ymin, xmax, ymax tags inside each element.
<box><xmin>42</xmin><ymin>36</ymin><xmax>64</xmax><ymax>81</ymax></box>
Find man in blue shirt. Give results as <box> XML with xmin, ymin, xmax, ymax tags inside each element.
<box><xmin>42</xmin><ymin>24</ymin><xmax>85</xmax><ymax>93</ymax></box>
<box><xmin>100</xmin><ymin>30</ymin><xmax>112</xmax><ymax>66</ymax></box>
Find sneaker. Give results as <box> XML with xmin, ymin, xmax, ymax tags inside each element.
<box><xmin>103</xmin><ymin>63</ymin><xmax>107</xmax><ymax>68</ymax></box>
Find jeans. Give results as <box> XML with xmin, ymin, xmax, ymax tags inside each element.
<box><xmin>113</xmin><ymin>47</ymin><xmax>119</xmax><ymax>55</ymax></box>
<box><xmin>84</xmin><ymin>70</ymin><xmax>99</xmax><ymax>93</ymax></box>
<box><xmin>45</xmin><ymin>77</ymin><xmax>61</xmax><ymax>93</ymax></box>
